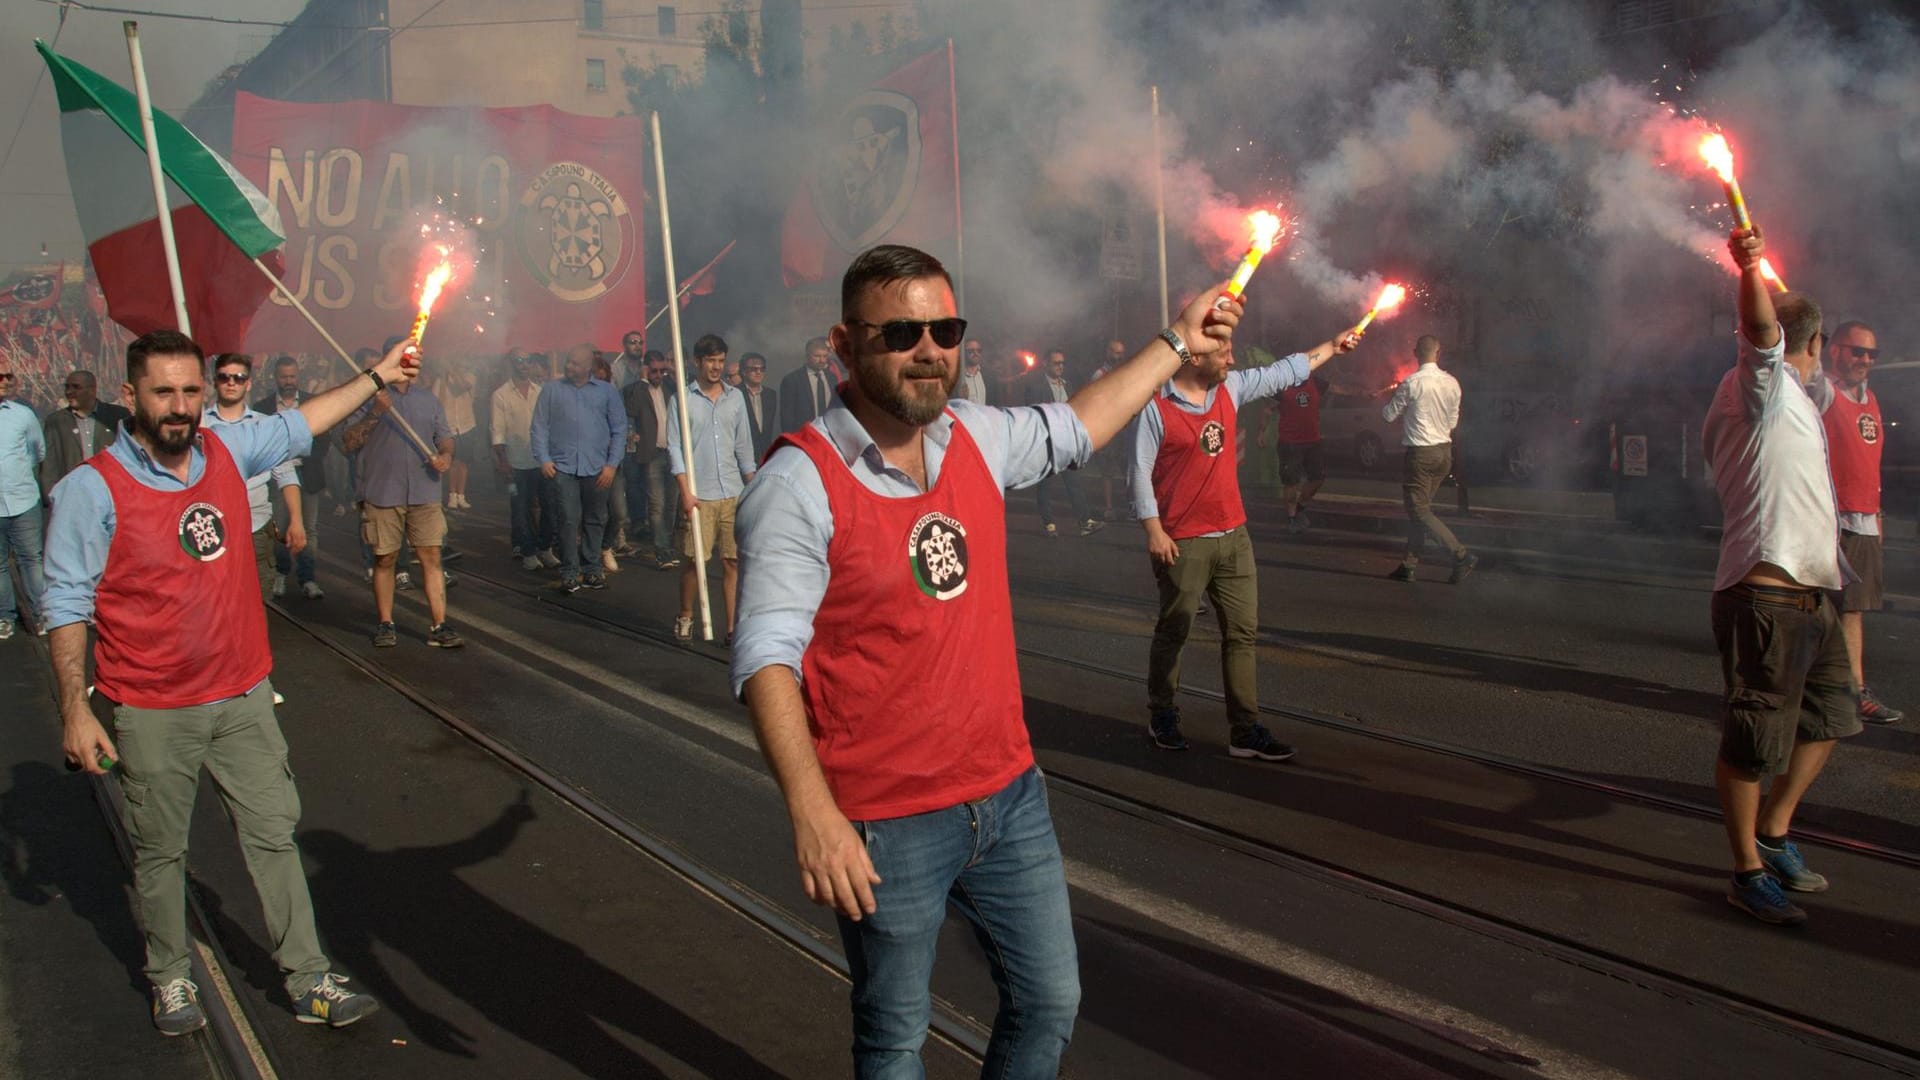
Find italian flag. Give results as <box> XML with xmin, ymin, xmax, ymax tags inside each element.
<box><xmin>36</xmin><ymin>41</ymin><xmax>284</xmax><ymax>351</ymax></box>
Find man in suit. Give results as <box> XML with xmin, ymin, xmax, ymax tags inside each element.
<box><xmin>40</xmin><ymin>370</ymin><xmax>130</xmax><ymax>501</ymax></box>
<box><xmin>1025</xmin><ymin>350</ymin><xmax>1102</xmax><ymax>537</ymax></box>
<box><xmin>954</xmin><ymin>337</ymin><xmax>995</xmax><ymax>405</ymax></box>
<box><xmin>254</xmin><ymin>356</ymin><xmax>330</xmax><ymax>598</ymax></box>
<box><xmin>739</xmin><ymin>352</ymin><xmax>779</xmax><ymax>460</ymax></box>
<box><xmin>623</xmin><ymin>350</ymin><xmax>680</xmax><ymax>569</ymax></box>
<box><xmin>779</xmin><ymin>337</ymin><xmax>837</xmax><ymax>434</ymax></box>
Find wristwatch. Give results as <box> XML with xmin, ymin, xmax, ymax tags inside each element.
<box><xmin>1158</xmin><ymin>327</ymin><xmax>1193</xmax><ymax>365</ymax></box>
<box><xmin>365</xmin><ymin>368</ymin><xmax>386</xmax><ymax>391</ymax></box>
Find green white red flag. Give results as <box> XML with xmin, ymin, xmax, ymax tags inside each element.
<box><xmin>35</xmin><ymin>40</ymin><xmax>283</xmax><ymax>351</ymax></box>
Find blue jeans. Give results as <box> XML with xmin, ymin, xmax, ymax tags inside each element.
<box><xmin>636</xmin><ymin>454</ymin><xmax>674</xmax><ymax>555</ymax></box>
<box><xmin>1034</xmin><ymin>471</ymin><xmax>1090</xmax><ymax>528</ymax></box>
<box><xmin>272</xmin><ymin>487</ymin><xmax>320</xmax><ymax>585</ymax></box>
<box><xmin>0</xmin><ymin>510</ymin><xmax>48</xmax><ymax>623</ymax></box>
<box><xmin>840</xmin><ymin>766</ymin><xmax>1079</xmax><ymax>1079</ymax></box>
<box><xmin>508</xmin><ymin>467</ymin><xmax>557</xmax><ymax>555</ymax></box>
<box><xmin>554</xmin><ymin>473</ymin><xmax>609</xmax><ymax>579</ymax></box>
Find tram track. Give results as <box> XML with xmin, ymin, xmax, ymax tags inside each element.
<box><xmin>361</xmin><ymin>556</ymin><xmax>1920</xmax><ymax>1076</ymax></box>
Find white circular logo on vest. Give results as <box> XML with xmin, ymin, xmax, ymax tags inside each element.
<box><xmin>177</xmin><ymin>502</ymin><xmax>229</xmax><ymax>562</ymax></box>
<box><xmin>1199</xmin><ymin>420</ymin><xmax>1227</xmax><ymax>457</ymax></box>
<box><xmin>1292</xmin><ymin>390</ymin><xmax>1312</xmax><ymax>408</ymax></box>
<box><xmin>907</xmin><ymin>512</ymin><xmax>969</xmax><ymax>601</ymax></box>
<box><xmin>1858</xmin><ymin>413</ymin><xmax>1880</xmax><ymax>445</ymax></box>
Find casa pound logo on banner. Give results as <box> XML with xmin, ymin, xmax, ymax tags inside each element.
<box><xmin>177</xmin><ymin>502</ymin><xmax>230</xmax><ymax>562</ymax></box>
<box><xmin>1199</xmin><ymin>420</ymin><xmax>1227</xmax><ymax>457</ymax></box>
<box><xmin>515</xmin><ymin>161</ymin><xmax>636</xmax><ymax>303</ymax></box>
<box><xmin>907</xmin><ymin>511</ymin><xmax>969</xmax><ymax>601</ymax></box>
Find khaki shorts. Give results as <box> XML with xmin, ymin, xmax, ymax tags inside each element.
<box><xmin>1712</xmin><ymin>584</ymin><xmax>1860</xmax><ymax>775</ymax></box>
<box><xmin>677</xmin><ymin>496</ymin><xmax>738</xmax><ymax>562</ymax></box>
<box><xmin>1838</xmin><ymin>530</ymin><xmax>1884</xmax><ymax>613</ymax></box>
<box><xmin>360</xmin><ymin>501</ymin><xmax>447</xmax><ymax>556</ymax></box>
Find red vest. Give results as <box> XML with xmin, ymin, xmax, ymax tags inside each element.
<box><xmin>1274</xmin><ymin>376</ymin><xmax>1323</xmax><ymax>444</ymax></box>
<box><xmin>90</xmin><ymin>430</ymin><xmax>273</xmax><ymax>709</ymax></box>
<box><xmin>779</xmin><ymin>416</ymin><xmax>1032</xmax><ymax>820</ymax></box>
<box><xmin>1150</xmin><ymin>387</ymin><xmax>1247</xmax><ymax>540</ymax></box>
<box><xmin>1823</xmin><ymin>386</ymin><xmax>1883</xmax><ymax>515</ymax></box>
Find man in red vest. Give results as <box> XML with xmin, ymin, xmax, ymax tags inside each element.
<box><xmin>45</xmin><ymin>330</ymin><xmax>417</xmax><ymax>1035</ymax></box>
<box><xmin>1822</xmin><ymin>320</ymin><xmax>1902</xmax><ymax>725</ymax></box>
<box><xmin>1258</xmin><ymin>371</ymin><xmax>1377</xmax><ymax>533</ymax></box>
<box><xmin>730</xmin><ymin>245</ymin><xmax>1242</xmax><ymax>1078</ymax></box>
<box><xmin>1133</xmin><ymin>330</ymin><xmax>1360</xmax><ymax>760</ymax></box>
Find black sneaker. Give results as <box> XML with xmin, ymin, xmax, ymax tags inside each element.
<box><xmin>371</xmin><ymin>622</ymin><xmax>398</xmax><ymax>648</ymax></box>
<box><xmin>1228</xmin><ymin>725</ymin><xmax>1297</xmax><ymax>762</ymax></box>
<box><xmin>1148</xmin><ymin>708</ymin><xmax>1189</xmax><ymax>751</ymax></box>
<box><xmin>1387</xmin><ymin>565</ymin><xmax>1416</xmax><ymax>582</ymax></box>
<box><xmin>151</xmin><ymin>978</ymin><xmax>206</xmax><ymax>1036</ymax></box>
<box><xmin>583</xmin><ymin>574</ymin><xmax>608</xmax><ymax>590</ymax></box>
<box><xmin>1448</xmin><ymin>552</ymin><xmax>1478</xmax><ymax>584</ymax></box>
<box><xmin>655</xmin><ymin>555</ymin><xmax>682</xmax><ymax>570</ymax></box>
<box><xmin>1079</xmin><ymin>518</ymin><xmax>1105</xmax><ymax>537</ymax></box>
<box><xmin>290</xmin><ymin>972</ymin><xmax>381</xmax><ymax>1028</ymax></box>
<box><xmin>559</xmin><ymin>577</ymin><xmax>582</xmax><ymax>595</ymax></box>
<box><xmin>427</xmin><ymin>623</ymin><xmax>464</xmax><ymax>649</ymax></box>
<box><xmin>1859</xmin><ymin>686</ymin><xmax>1904</xmax><ymax>725</ymax></box>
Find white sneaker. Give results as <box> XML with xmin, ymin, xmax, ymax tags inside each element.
<box><xmin>301</xmin><ymin>581</ymin><xmax>325</xmax><ymax>600</ymax></box>
<box><xmin>332</xmin><ymin>504</ymin><xmax>348</xmax><ymax>518</ymax></box>
<box><xmin>272</xmin><ymin>691</ymin><xmax>286</xmax><ymax>705</ymax></box>
<box><xmin>674</xmin><ymin>615</ymin><xmax>693</xmax><ymax>642</ymax></box>
<box><xmin>521</xmin><ymin>555</ymin><xmax>543</xmax><ymax>571</ymax></box>
<box><xmin>601</xmin><ymin>549</ymin><xmax>619</xmax><ymax>573</ymax></box>
<box><xmin>271</xmin><ymin>573</ymin><xmax>287</xmax><ymax>598</ymax></box>
<box><xmin>538</xmin><ymin>549</ymin><xmax>561</xmax><ymax>569</ymax></box>
<box><xmin>0</xmin><ymin>619</ymin><xmax>14</xmax><ymax>641</ymax></box>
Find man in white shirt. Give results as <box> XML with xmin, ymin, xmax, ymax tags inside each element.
<box><xmin>1381</xmin><ymin>336</ymin><xmax>1473</xmax><ymax>582</ymax></box>
<box><xmin>1701</xmin><ymin>227</ymin><xmax>1860</xmax><ymax>927</ymax></box>
<box><xmin>492</xmin><ymin>352</ymin><xmax>553</xmax><ymax>570</ymax></box>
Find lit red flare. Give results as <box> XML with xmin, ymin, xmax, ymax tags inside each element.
<box><xmin>1019</xmin><ymin>351</ymin><xmax>1038</xmax><ymax>370</ymax></box>
<box><xmin>410</xmin><ymin>255</ymin><xmax>456</xmax><ymax>346</ymax></box>
<box><xmin>1758</xmin><ymin>257</ymin><xmax>1787</xmax><ymax>292</ymax></box>
<box><xmin>1697</xmin><ymin>132</ymin><xmax>1752</xmax><ymax>231</ymax></box>
<box><xmin>1353</xmin><ymin>282</ymin><xmax>1408</xmax><ymax>334</ymax></box>
<box><xmin>1219</xmin><ymin>207</ymin><xmax>1286</xmax><ymax>307</ymax></box>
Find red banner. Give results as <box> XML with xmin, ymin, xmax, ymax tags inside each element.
<box><xmin>231</xmin><ymin>93</ymin><xmax>648</xmax><ymax>355</ymax></box>
<box><xmin>781</xmin><ymin>46</ymin><xmax>958</xmax><ymax>286</ymax></box>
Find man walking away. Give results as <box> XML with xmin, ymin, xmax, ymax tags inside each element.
<box><xmin>1382</xmin><ymin>336</ymin><xmax>1475</xmax><ymax>583</ymax></box>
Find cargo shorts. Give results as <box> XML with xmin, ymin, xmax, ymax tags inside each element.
<box><xmin>1711</xmin><ymin>584</ymin><xmax>1861</xmax><ymax>775</ymax></box>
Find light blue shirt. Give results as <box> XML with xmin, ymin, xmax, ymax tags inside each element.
<box><xmin>1129</xmin><ymin>352</ymin><xmax>1310</xmax><ymax>526</ymax></box>
<box><xmin>202</xmin><ymin>406</ymin><xmax>300</xmax><ymax>532</ymax></box>
<box><xmin>42</xmin><ymin>412</ymin><xmax>314</xmax><ymax>630</ymax></box>
<box><xmin>0</xmin><ymin>399</ymin><xmax>46</xmax><ymax>517</ymax></box>
<box><xmin>666</xmin><ymin>383</ymin><xmax>757</xmax><ymax>500</ymax></box>
<box><xmin>728</xmin><ymin>398</ymin><xmax>1090</xmax><ymax>699</ymax></box>
<box><xmin>530</xmin><ymin>377</ymin><xmax>627</xmax><ymax>476</ymax></box>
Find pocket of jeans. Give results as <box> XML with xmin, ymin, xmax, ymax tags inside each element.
<box><xmin>852</xmin><ymin>819</ymin><xmax>874</xmax><ymax>853</ymax></box>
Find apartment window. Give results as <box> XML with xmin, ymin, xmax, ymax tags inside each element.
<box><xmin>658</xmin><ymin>5</ymin><xmax>677</xmax><ymax>36</ymax></box>
<box><xmin>583</xmin><ymin>0</ymin><xmax>603</xmax><ymax>30</ymax></box>
<box><xmin>659</xmin><ymin>63</ymin><xmax>680</xmax><ymax>85</ymax></box>
<box><xmin>586</xmin><ymin>58</ymin><xmax>606</xmax><ymax>92</ymax></box>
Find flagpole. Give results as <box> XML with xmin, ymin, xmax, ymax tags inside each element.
<box><xmin>247</xmin><ymin>257</ymin><xmax>437</xmax><ymax>461</ymax></box>
<box><xmin>652</xmin><ymin>110</ymin><xmax>714</xmax><ymax>643</ymax></box>
<box><xmin>1151</xmin><ymin>84</ymin><xmax>1168</xmax><ymax>328</ymax></box>
<box><xmin>123</xmin><ymin>22</ymin><xmax>190</xmax><ymax>337</ymax></box>
<box><xmin>947</xmin><ymin>38</ymin><xmax>965</xmax><ymax>314</ymax></box>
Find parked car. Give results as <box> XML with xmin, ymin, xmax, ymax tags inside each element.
<box><xmin>1318</xmin><ymin>386</ymin><xmax>1401</xmax><ymax>471</ymax></box>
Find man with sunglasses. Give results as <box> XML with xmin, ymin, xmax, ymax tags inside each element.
<box><xmin>731</xmin><ymin>244</ymin><xmax>1242</xmax><ymax>1078</ymax></box>
<box><xmin>1024</xmin><ymin>349</ymin><xmax>1102</xmax><ymax>536</ymax></box>
<box><xmin>739</xmin><ymin>352</ymin><xmax>780</xmax><ymax>459</ymax></box>
<box><xmin>779</xmin><ymin>336</ymin><xmax>839</xmax><ymax>434</ymax></box>
<box><xmin>1702</xmin><ymin>227</ymin><xmax>1859</xmax><ymax>926</ymax></box>
<box><xmin>0</xmin><ymin>358</ymin><xmax>46</xmax><ymax>640</ymax></box>
<box><xmin>1821</xmin><ymin>321</ymin><xmax>1902</xmax><ymax>726</ymax></box>
<box><xmin>40</xmin><ymin>370</ymin><xmax>130</xmax><ymax>503</ymax></box>
<box><xmin>203</xmin><ymin>355</ymin><xmax>305</xmax><ymax>605</ymax></box>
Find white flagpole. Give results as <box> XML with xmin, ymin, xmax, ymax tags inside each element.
<box><xmin>651</xmin><ymin>110</ymin><xmax>713</xmax><ymax>642</ymax></box>
<box><xmin>123</xmin><ymin>22</ymin><xmax>190</xmax><ymax>337</ymax></box>
<box><xmin>948</xmin><ymin>38</ymin><xmax>965</xmax><ymax>314</ymax></box>
<box><xmin>1152</xmin><ymin>85</ymin><xmax>1168</xmax><ymax>328</ymax></box>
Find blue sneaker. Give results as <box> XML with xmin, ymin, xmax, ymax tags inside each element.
<box><xmin>291</xmin><ymin>972</ymin><xmax>380</xmax><ymax>1027</ymax></box>
<box><xmin>1756</xmin><ymin>839</ymin><xmax>1828</xmax><ymax>893</ymax></box>
<box><xmin>1148</xmin><ymin>708</ymin><xmax>1188</xmax><ymax>751</ymax></box>
<box><xmin>1228</xmin><ymin>724</ymin><xmax>1297</xmax><ymax>762</ymax></box>
<box><xmin>1727</xmin><ymin>873</ymin><xmax>1808</xmax><ymax>925</ymax></box>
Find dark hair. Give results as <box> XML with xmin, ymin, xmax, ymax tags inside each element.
<box><xmin>805</xmin><ymin>336</ymin><xmax>830</xmax><ymax>353</ymax></box>
<box><xmin>1047</xmin><ymin>349</ymin><xmax>1067</xmax><ymax>363</ymax></box>
<box><xmin>644</xmin><ymin>349</ymin><xmax>667</xmax><ymax>364</ymax></box>
<box><xmin>840</xmin><ymin>245</ymin><xmax>953</xmax><ymax>321</ymax></box>
<box><xmin>126</xmin><ymin>329</ymin><xmax>204</xmax><ymax>382</ymax></box>
<box><xmin>1774</xmin><ymin>292</ymin><xmax>1824</xmax><ymax>356</ymax></box>
<box><xmin>693</xmin><ymin>333</ymin><xmax>728</xmax><ymax>358</ymax></box>
<box><xmin>1414</xmin><ymin>335</ymin><xmax>1441</xmax><ymax>361</ymax></box>
<box><xmin>273</xmin><ymin>354</ymin><xmax>300</xmax><ymax>372</ymax></box>
<box><xmin>740</xmin><ymin>352</ymin><xmax>767</xmax><ymax>370</ymax></box>
<box><xmin>210</xmin><ymin>352</ymin><xmax>253</xmax><ymax>373</ymax></box>
<box><xmin>1827</xmin><ymin>319</ymin><xmax>1872</xmax><ymax>345</ymax></box>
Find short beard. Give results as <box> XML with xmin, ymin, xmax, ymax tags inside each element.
<box><xmin>135</xmin><ymin>408</ymin><xmax>197</xmax><ymax>455</ymax></box>
<box><xmin>855</xmin><ymin>356</ymin><xmax>956</xmax><ymax>428</ymax></box>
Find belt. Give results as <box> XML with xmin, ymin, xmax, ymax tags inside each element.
<box><xmin>1727</xmin><ymin>582</ymin><xmax>1822</xmax><ymax>611</ymax></box>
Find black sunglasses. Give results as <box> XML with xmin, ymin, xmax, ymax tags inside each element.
<box><xmin>848</xmin><ymin>317</ymin><xmax>969</xmax><ymax>352</ymax></box>
<box><xmin>1842</xmin><ymin>346</ymin><xmax>1879</xmax><ymax>360</ymax></box>
<box><xmin>214</xmin><ymin>371</ymin><xmax>251</xmax><ymax>384</ymax></box>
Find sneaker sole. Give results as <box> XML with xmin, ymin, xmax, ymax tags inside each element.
<box><xmin>428</xmin><ymin>639</ymin><xmax>464</xmax><ymax>648</ymax></box>
<box><xmin>1147</xmin><ymin>731</ymin><xmax>1189</xmax><ymax>751</ymax></box>
<box><xmin>372</xmin><ymin>639</ymin><xmax>397</xmax><ymax>648</ymax></box>
<box><xmin>1227</xmin><ymin>745</ymin><xmax>1297</xmax><ymax>762</ymax></box>
<box><xmin>156</xmin><ymin>1019</ymin><xmax>207</xmax><ymax>1037</ymax></box>
<box><xmin>1726</xmin><ymin>892</ymin><xmax>1807</xmax><ymax>925</ymax></box>
<box><xmin>296</xmin><ymin>1001</ymin><xmax>382</xmax><ymax>1028</ymax></box>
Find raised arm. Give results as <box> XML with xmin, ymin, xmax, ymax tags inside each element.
<box><xmin>1070</xmin><ymin>283</ymin><xmax>1242</xmax><ymax>451</ymax></box>
<box><xmin>295</xmin><ymin>339</ymin><xmax>418</xmax><ymax>436</ymax></box>
<box><xmin>1731</xmin><ymin>226</ymin><xmax>1779</xmax><ymax>352</ymax></box>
